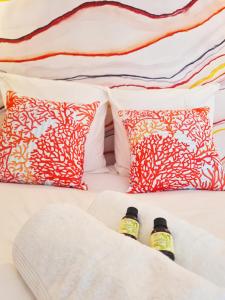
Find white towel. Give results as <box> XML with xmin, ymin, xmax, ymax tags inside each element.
<box><xmin>13</xmin><ymin>203</ymin><xmax>225</xmax><ymax>300</ymax></box>
<box><xmin>88</xmin><ymin>191</ymin><xmax>225</xmax><ymax>288</ymax></box>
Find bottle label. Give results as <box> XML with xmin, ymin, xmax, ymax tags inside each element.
<box><xmin>119</xmin><ymin>218</ymin><xmax>139</xmax><ymax>239</ymax></box>
<box><xmin>149</xmin><ymin>232</ymin><xmax>175</xmax><ymax>253</ymax></box>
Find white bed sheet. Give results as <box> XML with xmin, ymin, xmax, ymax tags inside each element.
<box><xmin>0</xmin><ymin>167</ymin><xmax>225</xmax><ymax>299</ymax></box>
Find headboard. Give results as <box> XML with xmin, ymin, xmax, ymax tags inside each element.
<box><xmin>0</xmin><ymin>0</ymin><xmax>224</xmax><ymax>163</ymax></box>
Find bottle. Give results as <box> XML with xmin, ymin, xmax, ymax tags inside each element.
<box><xmin>149</xmin><ymin>218</ymin><xmax>175</xmax><ymax>261</ymax></box>
<box><xmin>119</xmin><ymin>207</ymin><xmax>140</xmax><ymax>240</ymax></box>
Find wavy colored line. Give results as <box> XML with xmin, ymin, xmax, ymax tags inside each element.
<box><xmin>105</xmin><ymin>133</ymin><xmax>115</xmax><ymax>139</ymax></box>
<box><xmin>105</xmin><ymin>126</ymin><xmax>114</xmax><ymax>132</ymax></box>
<box><xmin>0</xmin><ymin>0</ymin><xmax>198</xmax><ymax>44</ymax></box>
<box><xmin>213</xmin><ymin>128</ymin><xmax>225</xmax><ymax>135</ymax></box>
<box><xmin>61</xmin><ymin>51</ymin><xmax>222</xmax><ymax>88</ymax></box>
<box><xmin>105</xmin><ymin>130</ymin><xmax>114</xmax><ymax>137</ymax></box>
<box><xmin>59</xmin><ymin>38</ymin><xmax>225</xmax><ymax>82</ymax></box>
<box><xmin>104</xmin><ymin>150</ymin><xmax>114</xmax><ymax>155</ymax></box>
<box><xmin>190</xmin><ymin>62</ymin><xmax>225</xmax><ymax>87</ymax></box>
<box><xmin>214</xmin><ymin>119</ymin><xmax>225</xmax><ymax>126</ymax></box>
<box><xmin>203</xmin><ymin>71</ymin><xmax>225</xmax><ymax>85</ymax></box>
<box><xmin>0</xmin><ymin>5</ymin><xmax>224</xmax><ymax>62</ymax></box>
<box><xmin>110</xmin><ymin>54</ymin><xmax>225</xmax><ymax>89</ymax></box>
<box><xmin>105</xmin><ymin>127</ymin><xmax>114</xmax><ymax>132</ymax></box>
<box><xmin>105</xmin><ymin>121</ymin><xmax>114</xmax><ymax>128</ymax></box>
<box><xmin>170</xmin><ymin>54</ymin><xmax>225</xmax><ymax>88</ymax></box>
<box><xmin>61</xmin><ymin>53</ymin><xmax>225</xmax><ymax>89</ymax></box>
<box><xmin>110</xmin><ymin>84</ymin><xmax>161</xmax><ymax>89</ymax></box>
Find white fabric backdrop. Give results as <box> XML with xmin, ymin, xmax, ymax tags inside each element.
<box><xmin>0</xmin><ymin>0</ymin><xmax>224</xmax><ymax>162</ymax></box>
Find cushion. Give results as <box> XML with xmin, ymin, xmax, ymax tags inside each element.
<box><xmin>109</xmin><ymin>85</ymin><xmax>219</xmax><ymax>176</ymax></box>
<box><xmin>0</xmin><ymin>73</ymin><xmax>108</xmax><ymax>173</ymax></box>
<box><xmin>0</xmin><ymin>91</ymin><xmax>99</xmax><ymax>189</ymax></box>
<box><xmin>118</xmin><ymin>107</ymin><xmax>225</xmax><ymax>193</ymax></box>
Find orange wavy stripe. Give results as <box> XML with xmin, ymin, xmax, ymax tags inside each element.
<box><xmin>0</xmin><ymin>6</ymin><xmax>224</xmax><ymax>62</ymax></box>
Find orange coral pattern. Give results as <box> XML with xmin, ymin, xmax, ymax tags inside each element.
<box><xmin>119</xmin><ymin>107</ymin><xmax>225</xmax><ymax>193</ymax></box>
<box><xmin>0</xmin><ymin>91</ymin><xmax>99</xmax><ymax>189</ymax></box>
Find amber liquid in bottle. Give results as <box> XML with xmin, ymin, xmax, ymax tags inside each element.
<box><xmin>119</xmin><ymin>207</ymin><xmax>140</xmax><ymax>240</ymax></box>
<box><xmin>150</xmin><ymin>218</ymin><xmax>175</xmax><ymax>261</ymax></box>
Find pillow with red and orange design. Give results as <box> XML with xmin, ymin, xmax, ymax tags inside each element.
<box><xmin>118</xmin><ymin>107</ymin><xmax>225</xmax><ymax>193</ymax></box>
<box><xmin>0</xmin><ymin>91</ymin><xmax>99</xmax><ymax>189</ymax></box>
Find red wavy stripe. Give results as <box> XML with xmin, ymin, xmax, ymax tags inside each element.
<box><xmin>104</xmin><ymin>150</ymin><xmax>114</xmax><ymax>155</ymax></box>
<box><xmin>111</xmin><ymin>53</ymin><xmax>225</xmax><ymax>89</ymax></box>
<box><xmin>105</xmin><ymin>120</ymin><xmax>114</xmax><ymax>128</ymax></box>
<box><xmin>0</xmin><ymin>0</ymin><xmax>198</xmax><ymax>44</ymax></box>
<box><xmin>170</xmin><ymin>53</ymin><xmax>225</xmax><ymax>88</ymax></box>
<box><xmin>0</xmin><ymin>5</ymin><xmax>224</xmax><ymax>62</ymax></box>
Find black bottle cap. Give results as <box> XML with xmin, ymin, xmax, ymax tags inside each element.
<box><xmin>154</xmin><ymin>217</ymin><xmax>167</xmax><ymax>228</ymax></box>
<box><xmin>126</xmin><ymin>207</ymin><xmax>138</xmax><ymax>218</ymax></box>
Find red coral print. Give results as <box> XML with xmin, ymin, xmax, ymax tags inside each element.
<box><xmin>118</xmin><ymin>107</ymin><xmax>225</xmax><ymax>193</ymax></box>
<box><xmin>0</xmin><ymin>91</ymin><xmax>99</xmax><ymax>189</ymax></box>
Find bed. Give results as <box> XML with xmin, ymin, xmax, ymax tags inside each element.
<box><xmin>0</xmin><ymin>165</ymin><xmax>225</xmax><ymax>299</ymax></box>
<box><xmin>0</xmin><ymin>1</ymin><xmax>225</xmax><ymax>298</ymax></box>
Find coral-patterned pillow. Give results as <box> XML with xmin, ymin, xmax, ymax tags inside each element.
<box><xmin>118</xmin><ymin>107</ymin><xmax>225</xmax><ymax>193</ymax></box>
<box><xmin>0</xmin><ymin>91</ymin><xmax>99</xmax><ymax>189</ymax></box>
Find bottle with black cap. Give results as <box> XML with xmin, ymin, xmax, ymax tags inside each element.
<box><xmin>149</xmin><ymin>218</ymin><xmax>175</xmax><ymax>261</ymax></box>
<box><xmin>119</xmin><ymin>207</ymin><xmax>140</xmax><ymax>240</ymax></box>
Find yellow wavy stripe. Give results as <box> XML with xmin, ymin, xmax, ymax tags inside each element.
<box><xmin>213</xmin><ymin>128</ymin><xmax>225</xmax><ymax>135</ymax></box>
<box><xmin>190</xmin><ymin>62</ymin><xmax>225</xmax><ymax>88</ymax></box>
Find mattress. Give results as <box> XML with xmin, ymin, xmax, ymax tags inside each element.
<box><xmin>0</xmin><ymin>167</ymin><xmax>225</xmax><ymax>299</ymax></box>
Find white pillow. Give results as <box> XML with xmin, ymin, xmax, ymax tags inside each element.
<box><xmin>109</xmin><ymin>85</ymin><xmax>219</xmax><ymax>176</ymax></box>
<box><xmin>0</xmin><ymin>73</ymin><xmax>109</xmax><ymax>173</ymax></box>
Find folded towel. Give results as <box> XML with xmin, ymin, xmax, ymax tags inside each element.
<box><xmin>13</xmin><ymin>204</ymin><xmax>225</xmax><ymax>300</ymax></box>
<box><xmin>88</xmin><ymin>191</ymin><xmax>225</xmax><ymax>288</ymax></box>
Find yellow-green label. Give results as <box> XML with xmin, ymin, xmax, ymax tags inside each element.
<box><xmin>119</xmin><ymin>218</ymin><xmax>139</xmax><ymax>239</ymax></box>
<box><xmin>149</xmin><ymin>232</ymin><xmax>174</xmax><ymax>253</ymax></box>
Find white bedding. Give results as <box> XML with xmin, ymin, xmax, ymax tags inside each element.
<box><xmin>0</xmin><ymin>167</ymin><xmax>225</xmax><ymax>299</ymax></box>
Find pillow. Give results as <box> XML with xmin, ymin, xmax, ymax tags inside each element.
<box><xmin>0</xmin><ymin>91</ymin><xmax>99</xmax><ymax>189</ymax></box>
<box><xmin>0</xmin><ymin>73</ymin><xmax>108</xmax><ymax>173</ymax></box>
<box><xmin>118</xmin><ymin>107</ymin><xmax>225</xmax><ymax>193</ymax></box>
<box><xmin>109</xmin><ymin>85</ymin><xmax>219</xmax><ymax>176</ymax></box>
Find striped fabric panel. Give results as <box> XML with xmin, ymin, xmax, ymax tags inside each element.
<box><xmin>0</xmin><ymin>0</ymin><xmax>224</xmax><ymax>158</ymax></box>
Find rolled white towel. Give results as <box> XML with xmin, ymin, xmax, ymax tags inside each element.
<box><xmin>88</xmin><ymin>191</ymin><xmax>225</xmax><ymax>288</ymax></box>
<box><xmin>13</xmin><ymin>204</ymin><xmax>225</xmax><ymax>300</ymax></box>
